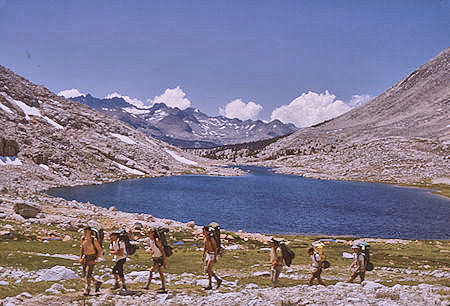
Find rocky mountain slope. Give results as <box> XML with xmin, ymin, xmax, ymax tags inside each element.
<box><xmin>71</xmin><ymin>95</ymin><xmax>297</xmax><ymax>148</ymax></box>
<box><xmin>195</xmin><ymin>48</ymin><xmax>450</xmax><ymax>186</ymax></box>
<box><xmin>0</xmin><ymin>65</ymin><xmax>239</xmax><ymax>194</ymax></box>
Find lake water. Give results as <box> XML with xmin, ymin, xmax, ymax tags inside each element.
<box><xmin>47</xmin><ymin>166</ymin><xmax>450</xmax><ymax>239</ymax></box>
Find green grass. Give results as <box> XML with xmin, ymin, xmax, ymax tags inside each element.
<box><xmin>1</xmin><ymin>220</ymin><xmax>449</xmax><ymax>299</ymax></box>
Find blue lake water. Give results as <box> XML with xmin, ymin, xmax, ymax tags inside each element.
<box><xmin>47</xmin><ymin>166</ymin><xmax>450</xmax><ymax>239</ymax></box>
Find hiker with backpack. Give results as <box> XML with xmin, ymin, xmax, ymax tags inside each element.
<box><xmin>348</xmin><ymin>243</ymin><xmax>366</xmax><ymax>283</ymax></box>
<box><xmin>109</xmin><ymin>231</ymin><xmax>127</xmax><ymax>290</ymax></box>
<box><xmin>80</xmin><ymin>226</ymin><xmax>103</xmax><ymax>296</ymax></box>
<box><xmin>269</xmin><ymin>238</ymin><xmax>283</xmax><ymax>286</ymax></box>
<box><xmin>307</xmin><ymin>247</ymin><xmax>326</xmax><ymax>286</ymax></box>
<box><xmin>143</xmin><ymin>228</ymin><xmax>167</xmax><ymax>293</ymax></box>
<box><xmin>202</xmin><ymin>225</ymin><xmax>222</xmax><ymax>290</ymax></box>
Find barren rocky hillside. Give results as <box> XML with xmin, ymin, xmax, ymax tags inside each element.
<box><xmin>0</xmin><ymin>65</ymin><xmax>237</xmax><ymax>193</ymax></box>
<box><xmin>195</xmin><ymin>48</ymin><xmax>450</xmax><ymax>186</ymax></box>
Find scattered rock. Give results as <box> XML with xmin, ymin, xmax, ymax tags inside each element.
<box><xmin>187</xmin><ymin>221</ymin><xmax>195</xmax><ymax>228</ymax></box>
<box><xmin>13</xmin><ymin>202</ymin><xmax>41</xmax><ymax>218</ymax></box>
<box><xmin>108</xmin><ymin>206</ymin><xmax>117</xmax><ymax>211</ymax></box>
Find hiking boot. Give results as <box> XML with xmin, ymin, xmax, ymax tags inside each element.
<box><xmin>95</xmin><ymin>281</ymin><xmax>102</xmax><ymax>292</ymax></box>
<box><xmin>216</xmin><ymin>278</ymin><xmax>222</xmax><ymax>289</ymax></box>
<box><xmin>157</xmin><ymin>288</ymin><xmax>167</xmax><ymax>294</ymax></box>
<box><xmin>113</xmin><ymin>283</ymin><xmax>120</xmax><ymax>290</ymax></box>
<box><xmin>204</xmin><ymin>285</ymin><xmax>213</xmax><ymax>290</ymax></box>
<box><xmin>122</xmin><ymin>284</ymin><xmax>127</xmax><ymax>291</ymax></box>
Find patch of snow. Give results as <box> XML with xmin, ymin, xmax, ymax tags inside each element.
<box><xmin>110</xmin><ymin>133</ymin><xmax>136</xmax><ymax>145</ymax></box>
<box><xmin>224</xmin><ymin>245</ymin><xmax>240</xmax><ymax>250</ymax></box>
<box><xmin>0</xmin><ymin>92</ymin><xmax>40</xmax><ymax>120</ymax></box>
<box><xmin>0</xmin><ymin>102</ymin><xmax>13</xmax><ymax>114</ymax></box>
<box><xmin>342</xmin><ymin>252</ymin><xmax>353</xmax><ymax>259</ymax></box>
<box><xmin>35</xmin><ymin>266</ymin><xmax>78</xmax><ymax>282</ymax></box>
<box><xmin>42</xmin><ymin>116</ymin><xmax>64</xmax><ymax>129</ymax></box>
<box><xmin>165</xmin><ymin>149</ymin><xmax>198</xmax><ymax>166</ymax></box>
<box><xmin>0</xmin><ymin>156</ymin><xmax>22</xmax><ymax>166</ymax></box>
<box><xmin>113</xmin><ymin>161</ymin><xmax>145</xmax><ymax>175</ymax></box>
<box><xmin>0</xmin><ymin>92</ymin><xmax>64</xmax><ymax>129</ymax></box>
<box><xmin>123</xmin><ymin>107</ymin><xmax>151</xmax><ymax>115</ymax></box>
<box><xmin>38</xmin><ymin>164</ymin><xmax>49</xmax><ymax>171</ymax></box>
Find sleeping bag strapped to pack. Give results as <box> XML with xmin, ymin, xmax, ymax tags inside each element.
<box><xmin>208</xmin><ymin>222</ymin><xmax>224</xmax><ymax>256</ymax></box>
<box><xmin>155</xmin><ymin>227</ymin><xmax>173</xmax><ymax>257</ymax></box>
<box><xmin>279</xmin><ymin>240</ymin><xmax>295</xmax><ymax>267</ymax></box>
<box><xmin>358</xmin><ymin>241</ymin><xmax>374</xmax><ymax>271</ymax></box>
<box><xmin>312</xmin><ymin>242</ymin><xmax>331</xmax><ymax>269</ymax></box>
<box><xmin>118</xmin><ymin>230</ymin><xmax>138</xmax><ymax>256</ymax></box>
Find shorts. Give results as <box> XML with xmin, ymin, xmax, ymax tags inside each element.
<box><xmin>82</xmin><ymin>254</ymin><xmax>97</xmax><ymax>279</ymax></box>
<box><xmin>312</xmin><ymin>267</ymin><xmax>322</xmax><ymax>278</ymax></box>
<box><xmin>112</xmin><ymin>258</ymin><xmax>126</xmax><ymax>278</ymax></box>
<box><xmin>205</xmin><ymin>252</ymin><xmax>215</xmax><ymax>262</ymax></box>
<box><xmin>152</xmin><ymin>257</ymin><xmax>164</xmax><ymax>268</ymax></box>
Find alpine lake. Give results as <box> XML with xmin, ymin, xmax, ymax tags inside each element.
<box><xmin>47</xmin><ymin>166</ymin><xmax>450</xmax><ymax>240</ymax></box>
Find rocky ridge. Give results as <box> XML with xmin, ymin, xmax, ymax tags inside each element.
<box><xmin>194</xmin><ymin>48</ymin><xmax>450</xmax><ymax>186</ymax></box>
<box><xmin>0</xmin><ymin>65</ymin><xmax>241</xmax><ymax>194</ymax></box>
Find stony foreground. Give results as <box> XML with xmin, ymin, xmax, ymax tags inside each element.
<box><xmin>2</xmin><ymin>281</ymin><xmax>449</xmax><ymax>305</ymax></box>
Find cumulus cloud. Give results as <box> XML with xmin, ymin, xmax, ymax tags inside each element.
<box><xmin>105</xmin><ymin>92</ymin><xmax>146</xmax><ymax>108</ymax></box>
<box><xmin>270</xmin><ymin>91</ymin><xmax>353</xmax><ymax>128</ymax></box>
<box><xmin>58</xmin><ymin>88</ymin><xmax>86</xmax><ymax>98</ymax></box>
<box><xmin>348</xmin><ymin>94</ymin><xmax>372</xmax><ymax>107</ymax></box>
<box><xmin>219</xmin><ymin>99</ymin><xmax>263</xmax><ymax>121</ymax></box>
<box><xmin>148</xmin><ymin>86</ymin><xmax>191</xmax><ymax>110</ymax></box>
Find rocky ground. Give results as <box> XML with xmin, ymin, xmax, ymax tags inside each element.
<box><xmin>0</xmin><ymin>190</ymin><xmax>449</xmax><ymax>305</ymax></box>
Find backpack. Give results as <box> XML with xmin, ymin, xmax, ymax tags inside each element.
<box><xmin>358</xmin><ymin>241</ymin><xmax>374</xmax><ymax>271</ymax></box>
<box><xmin>119</xmin><ymin>230</ymin><xmax>138</xmax><ymax>256</ymax></box>
<box><xmin>312</xmin><ymin>242</ymin><xmax>331</xmax><ymax>268</ymax></box>
<box><xmin>208</xmin><ymin>222</ymin><xmax>224</xmax><ymax>256</ymax></box>
<box><xmin>89</xmin><ymin>227</ymin><xmax>104</xmax><ymax>256</ymax></box>
<box><xmin>279</xmin><ymin>241</ymin><xmax>295</xmax><ymax>267</ymax></box>
<box><xmin>155</xmin><ymin>227</ymin><xmax>173</xmax><ymax>257</ymax></box>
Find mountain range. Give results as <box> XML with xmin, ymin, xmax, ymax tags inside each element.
<box><xmin>70</xmin><ymin>94</ymin><xmax>297</xmax><ymax>148</ymax></box>
<box><xmin>0</xmin><ymin>65</ymin><xmax>238</xmax><ymax>194</ymax></box>
<box><xmin>195</xmin><ymin>48</ymin><xmax>450</xmax><ymax>186</ymax></box>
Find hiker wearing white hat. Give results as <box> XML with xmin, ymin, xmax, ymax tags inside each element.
<box><xmin>348</xmin><ymin>244</ymin><xmax>366</xmax><ymax>283</ymax></box>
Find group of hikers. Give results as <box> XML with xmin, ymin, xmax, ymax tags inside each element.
<box><xmin>79</xmin><ymin>224</ymin><xmax>372</xmax><ymax>296</ymax></box>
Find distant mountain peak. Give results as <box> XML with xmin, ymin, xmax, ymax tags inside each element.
<box><xmin>70</xmin><ymin>94</ymin><xmax>297</xmax><ymax>148</ymax></box>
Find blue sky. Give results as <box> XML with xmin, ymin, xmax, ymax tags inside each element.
<box><xmin>0</xmin><ymin>0</ymin><xmax>448</xmax><ymax>126</ymax></box>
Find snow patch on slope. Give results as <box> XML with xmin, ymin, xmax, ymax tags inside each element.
<box><xmin>110</xmin><ymin>133</ymin><xmax>136</xmax><ymax>145</ymax></box>
<box><xmin>165</xmin><ymin>149</ymin><xmax>198</xmax><ymax>165</ymax></box>
<box><xmin>0</xmin><ymin>101</ymin><xmax>13</xmax><ymax>114</ymax></box>
<box><xmin>0</xmin><ymin>92</ymin><xmax>64</xmax><ymax>129</ymax></box>
<box><xmin>123</xmin><ymin>107</ymin><xmax>151</xmax><ymax>115</ymax></box>
<box><xmin>0</xmin><ymin>156</ymin><xmax>22</xmax><ymax>166</ymax></box>
<box><xmin>113</xmin><ymin>161</ymin><xmax>145</xmax><ymax>175</ymax></box>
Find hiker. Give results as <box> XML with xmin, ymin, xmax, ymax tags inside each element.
<box><xmin>143</xmin><ymin>228</ymin><xmax>167</xmax><ymax>293</ymax></box>
<box><xmin>202</xmin><ymin>226</ymin><xmax>222</xmax><ymax>290</ymax></box>
<box><xmin>348</xmin><ymin>244</ymin><xmax>366</xmax><ymax>283</ymax></box>
<box><xmin>109</xmin><ymin>231</ymin><xmax>127</xmax><ymax>290</ymax></box>
<box><xmin>80</xmin><ymin>226</ymin><xmax>102</xmax><ymax>296</ymax></box>
<box><xmin>269</xmin><ymin>238</ymin><xmax>283</xmax><ymax>286</ymax></box>
<box><xmin>308</xmin><ymin>247</ymin><xmax>326</xmax><ymax>286</ymax></box>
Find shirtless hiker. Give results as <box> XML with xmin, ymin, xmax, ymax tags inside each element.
<box><xmin>202</xmin><ymin>226</ymin><xmax>222</xmax><ymax>290</ymax></box>
<box><xmin>80</xmin><ymin>226</ymin><xmax>102</xmax><ymax>296</ymax></box>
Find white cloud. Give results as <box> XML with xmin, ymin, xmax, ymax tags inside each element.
<box><xmin>58</xmin><ymin>88</ymin><xmax>85</xmax><ymax>98</ymax></box>
<box><xmin>348</xmin><ymin>94</ymin><xmax>372</xmax><ymax>107</ymax></box>
<box><xmin>148</xmin><ymin>86</ymin><xmax>191</xmax><ymax>110</ymax></box>
<box><xmin>270</xmin><ymin>90</ymin><xmax>354</xmax><ymax>128</ymax></box>
<box><xmin>105</xmin><ymin>92</ymin><xmax>147</xmax><ymax>108</ymax></box>
<box><xmin>219</xmin><ymin>99</ymin><xmax>263</xmax><ymax>121</ymax></box>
